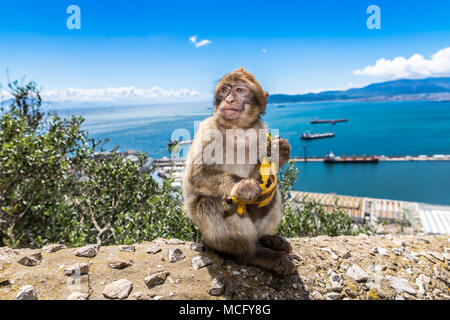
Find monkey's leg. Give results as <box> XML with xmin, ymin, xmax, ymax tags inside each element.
<box><xmin>259</xmin><ymin>235</ymin><xmax>292</xmax><ymax>254</ymax></box>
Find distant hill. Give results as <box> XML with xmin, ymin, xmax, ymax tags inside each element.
<box><xmin>268</xmin><ymin>77</ymin><xmax>450</xmax><ymax>104</ymax></box>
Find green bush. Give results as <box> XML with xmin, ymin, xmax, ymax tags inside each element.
<box><xmin>0</xmin><ymin>80</ymin><xmax>198</xmax><ymax>248</ymax></box>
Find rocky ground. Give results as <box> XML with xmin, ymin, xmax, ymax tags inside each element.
<box><xmin>0</xmin><ymin>234</ymin><xmax>449</xmax><ymax>300</ymax></box>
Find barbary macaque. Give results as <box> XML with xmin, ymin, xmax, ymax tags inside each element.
<box><xmin>182</xmin><ymin>67</ymin><xmax>295</xmax><ymax>275</ymax></box>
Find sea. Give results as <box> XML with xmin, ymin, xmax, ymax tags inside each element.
<box><xmin>50</xmin><ymin>100</ymin><xmax>450</xmax><ymax>206</ymax></box>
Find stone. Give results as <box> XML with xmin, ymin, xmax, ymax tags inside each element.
<box><xmin>63</xmin><ymin>262</ymin><xmax>89</xmax><ymax>276</ymax></box>
<box><xmin>144</xmin><ymin>271</ymin><xmax>170</xmax><ymax>288</ymax></box>
<box><xmin>16</xmin><ymin>285</ymin><xmax>37</xmax><ymax>300</ymax></box>
<box><xmin>392</xmin><ymin>248</ymin><xmax>403</xmax><ymax>256</ymax></box>
<box><xmin>168</xmin><ymin>248</ymin><xmax>185</xmax><ymax>263</ymax></box>
<box><xmin>192</xmin><ymin>255</ymin><xmax>214</xmax><ymax>270</ymax></box>
<box><xmin>388</xmin><ymin>277</ymin><xmax>417</xmax><ymax>295</ymax></box>
<box><xmin>146</xmin><ymin>244</ymin><xmax>162</xmax><ymax>254</ymax></box>
<box><xmin>132</xmin><ymin>292</ymin><xmax>155</xmax><ymax>300</ymax></box>
<box><xmin>371</xmin><ymin>247</ymin><xmax>389</xmax><ymax>256</ymax></box>
<box><xmin>208</xmin><ymin>276</ymin><xmax>225</xmax><ymax>296</ymax></box>
<box><xmin>103</xmin><ymin>279</ymin><xmax>133</xmax><ymax>299</ymax></box>
<box><xmin>332</xmin><ymin>247</ymin><xmax>351</xmax><ymax>259</ymax></box>
<box><xmin>346</xmin><ymin>264</ymin><xmax>369</xmax><ymax>282</ymax></box>
<box><xmin>325</xmin><ymin>292</ymin><xmax>340</xmax><ymax>300</ymax></box>
<box><xmin>42</xmin><ymin>244</ymin><xmax>67</xmax><ymax>253</ymax></box>
<box><xmin>310</xmin><ymin>290</ymin><xmax>324</xmax><ymax>300</ymax></box>
<box><xmin>165</xmin><ymin>238</ymin><xmax>185</xmax><ymax>245</ymax></box>
<box><xmin>17</xmin><ymin>251</ymin><xmax>42</xmax><ymax>266</ymax></box>
<box><xmin>153</xmin><ymin>295</ymin><xmax>164</xmax><ymax>300</ymax></box>
<box><xmin>428</xmin><ymin>251</ymin><xmax>445</xmax><ymax>262</ymax></box>
<box><xmin>328</xmin><ymin>269</ymin><xmax>344</xmax><ymax>292</ymax></box>
<box><xmin>109</xmin><ymin>260</ymin><xmax>133</xmax><ymax>269</ymax></box>
<box><xmin>0</xmin><ymin>275</ymin><xmax>10</xmax><ymax>286</ymax></box>
<box><xmin>188</xmin><ymin>242</ymin><xmax>204</xmax><ymax>253</ymax></box>
<box><xmin>73</xmin><ymin>244</ymin><xmax>98</xmax><ymax>258</ymax></box>
<box><xmin>119</xmin><ymin>245</ymin><xmax>135</xmax><ymax>252</ymax></box>
<box><xmin>67</xmin><ymin>292</ymin><xmax>89</xmax><ymax>300</ymax></box>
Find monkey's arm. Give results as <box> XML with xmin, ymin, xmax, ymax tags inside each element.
<box><xmin>187</xmin><ymin>164</ymin><xmax>241</xmax><ymax>198</ymax></box>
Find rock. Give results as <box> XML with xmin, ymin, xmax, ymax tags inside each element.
<box><xmin>63</xmin><ymin>262</ymin><xmax>89</xmax><ymax>276</ymax></box>
<box><xmin>346</xmin><ymin>264</ymin><xmax>369</xmax><ymax>282</ymax></box>
<box><xmin>371</xmin><ymin>247</ymin><xmax>389</xmax><ymax>256</ymax></box>
<box><xmin>165</xmin><ymin>239</ymin><xmax>185</xmax><ymax>245</ymax></box>
<box><xmin>168</xmin><ymin>248</ymin><xmax>185</xmax><ymax>263</ymax></box>
<box><xmin>192</xmin><ymin>256</ymin><xmax>214</xmax><ymax>270</ymax></box>
<box><xmin>73</xmin><ymin>244</ymin><xmax>98</xmax><ymax>258</ymax></box>
<box><xmin>132</xmin><ymin>291</ymin><xmax>155</xmax><ymax>300</ymax></box>
<box><xmin>67</xmin><ymin>292</ymin><xmax>89</xmax><ymax>300</ymax></box>
<box><xmin>144</xmin><ymin>271</ymin><xmax>170</xmax><ymax>288</ymax></box>
<box><xmin>153</xmin><ymin>295</ymin><xmax>164</xmax><ymax>300</ymax></box>
<box><xmin>392</xmin><ymin>248</ymin><xmax>403</xmax><ymax>256</ymax></box>
<box><xmin>388</xmin><ymin>277</ymin><xmax>417</xmax><ymax>295</ymax></box>
<box><xmin>208</xmin><ymin>276</ymin><xmax>225</xmax><ymax>296</ymax></box>
<box><xmin>103</xmin><ymin>279</ymin><xmax>133</xmax><ymax>299</ymax></box>
<box><xmin>188</xmin><ymin>242</ymin><xmax>204</xmax><ymax>253</ymax></box>
<box><xmin>332</xmin><ymin>247</ymin><xmax>351</xmax><ymax>259</ymax></box>
<box><xmin>146</xmin><ymin>244</ymin><xmax>162</xmax><ymax>254</ymax></box>
<box><xmin>42</xmin><ymin>244</ymin><xmax>67</xmax><ymax>253</ymax></box>
<box><xmin>428</xmin><ymin>251</ymin><xmax>445</xmax><ymax>262</ymax></box>
<box><xmin>310</xmin><ymin>290</ymin><xmax>324</xmax><ymax>300</ymax></box>
<box><xmin>328</xmin><ymin>269</ymin><xmax>344</xmax><ymax>292</ymax></box>
<box><xmin>109</xmin><ymin>260</ymin><xmax>133</xmax><ymax>269</ymax></box>
<box><xmin>15</xmin><ymin>285</ymin><xmax>37</xmax><ymax>300</ymax></box>
<box><xmin>119</xmin><ymin>245</ymin><xmax>135</xmax><ymax>252</ymax></box>
<box><xmin>17</xmin><ymin>251</ymin><xmax>42</xmax><ymax>266</ymax></box>
<box><xmin>0</xmin><ymin>275</ymin><xmax>10</xmax><ymax>286</ymax></box>
<box><xmin>325</xmin><ymin>292</ymin><xmax>340</xmax><ymax>300</ymax></box>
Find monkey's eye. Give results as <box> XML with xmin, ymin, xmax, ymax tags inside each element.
<box><xmin>222</xmin><ymin>86</ymin><xmax>230</xmax><ymax>93</ymax></box>
<box><xmin>236</xmin><ymin>88</ymin><xmax>244</xmax><ymax>93</ymax></box>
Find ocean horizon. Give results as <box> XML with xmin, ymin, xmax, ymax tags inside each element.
<box><xmin>50</xmin><ymin>100</ymin><xmax>450</xmax><ymax>206</ymax></box>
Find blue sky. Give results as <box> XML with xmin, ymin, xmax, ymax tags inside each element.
<box><xmin>0</xmin><ymin>0</ymin><xmax>449</xmax><ymax>104</ymax></box>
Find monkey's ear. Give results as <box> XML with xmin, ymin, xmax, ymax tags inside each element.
<box><xmin>264</xmin><ymin>91</ymin><xmax>269</xmax><ymax>103</ymax></box>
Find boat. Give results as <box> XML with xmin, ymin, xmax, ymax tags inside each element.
<box><xmin>301</xmin><ymin>131</ymin><xmax>335</xmax><ymax>140</ymax></box>
<box><xmin>311</xmin><ymin>118</ymin><xmax>347</xmax><ymax>125</ymax></box>
<box><xmin>324</xmin><ymin>151</ymin><xmax>378</xmax><ymax>163</ymax></box>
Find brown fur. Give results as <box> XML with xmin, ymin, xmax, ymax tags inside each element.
<box><xmin>182</xmin><ymin>67</ymin><xmax>295</xmax><ymax>275</ymax></box>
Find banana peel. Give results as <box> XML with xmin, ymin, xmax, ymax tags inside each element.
<box><xmin>228</xmin><ymin>134</ymin><xmax>278</xmax><ymax>215</ymax></box>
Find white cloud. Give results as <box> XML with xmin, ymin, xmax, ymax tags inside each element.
<box><xmin>354</xmin><ymin>47</ymin><xmax>450</xmax><ymax>79</ymax></box>
<box><xmin>0</xmin><ymin>86</ymin><xmax>201</xmax><ymax>104</ymax></box>
<box><xmin>262</xmin><ymin>48</ymin><xmax>267</xmax><ymax>54</ymax></box>
<box><xmin>189</xmin><ymin>35</ymin><xmax>212</xmax><ymax>48</ymax></box>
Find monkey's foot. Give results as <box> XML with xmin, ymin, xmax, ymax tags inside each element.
<box><xmin>272</xmin><ymin>254</ymin><xmax>296</xmax><ymax>276</ymax></box>
<box><xmin>259</xmin><ymin>235</ymin><xmax>292</xmax><ymax>254</ymax></box>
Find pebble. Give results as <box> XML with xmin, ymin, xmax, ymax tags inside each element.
<box><xmin>103</xmin><ymin>279</ymin><xmax>133</xmax><ymax>299</ymax></box>
<box><xmin>17</xmin><ymin>251</ymin><xmax>42</xmax><ymax>266</ymax></box>
<box><xmin>371</xmin><ymin>247</ymin><xmax>389</xmax><ymax>256</ymax></box>
<box><xmin>63</xmin><ymin>262</ymin><xmax>89</xmax><ymax>276</ymax></box>
<box><xmin>328</xmin><ymin>269</ymin><xmax>344</xmax><ymax>292</ymax></box>
<box><xmin>208</xmin><ymin>276</ymin><xmax>225</xmax><ymax>296</ymax></box>
<box><xmin>325</xmin><ymin>292</ymin><xmax>340</xmax><ymax>300</ymax></box>
<box><xmin>42</xmin><ymin>244</ymin><xmax>67</xmax><ymax>253</ymax></box>
<box><xmin>428</xmin><ymin>251</ymin><xmax>445</xmax><ymax>262</ymax></box>
<box><xmin>388</xmin><ymin>277</ymin><xmax>417</xmax><ymax>295</ymax></box>
<box><xmin>67</xmin><ymin>292</ymin><xmax>89</xmax><ymax>300</ymax></box>
<box><xmin>187</xmin><ymin>242</ymin><xmax>204</xmax><ymax>252</ymax></box>
<box><xmin>165</xmin><ymin>239</ymin><xmax>185</xmax><ymax>245</ymax></box>
<box><xmin>168</xmin><ymin>248</ymin><xmax>185</xmax><ymax>263</ymax></box>
<box><xmin>392</xmin><ymin>248</ymin><xmax>403</xmax><ymax>256</ymax></box>
<box><xmin>109</xmin><ymin>260</ymin><xmax>133</xmax><ymax>269</ymax></box>
<box><xmin>119</xmin><ymin>245</ymin><xmax>135</xmax><ymax>252</ymax></box>
<box><xmin>144</xmin><ymin>271</ymin><xmax>170</xmax><ymax>288</ymax></box>
<box><xmin>153</xmin><ymin>295</ymin><xmax>164</xmax><ymax>300</ymax></box>
<box><xmin>192</xmin><ymin>255</ymin><xmax>214</xmax><ymax>270</ymax></box>
<box><xmin>146</xmin><ymin>244</ymin><xmax>162</xmax><ymax>254</ymax></box>
<box><xmin>346</xmin><ymin>264</ymin><xmax>369</xmax><ymax>282</ymax></box>
<box><xmin>15</xmin><ymin>285</ymin><xmax>37</xmax><ymax>300</ymax></box>
<box><xmin>0</xmin><ymin>275</ymin><xmax>10</xmax><ymax>286</ymax></box>
<box><xmin>310</xmin><ymin>290</ymin><xmax>323</xmax><ymax>300</ymax></box>
<box><xmin>73</xmin><ymin>244</ymin><xmax>99</xmax><ymax>258</ymax></box>
<box><xmin>132</xmin><ymin>292</ymin><xmax>155</xmax><ymax>300</ymax></box>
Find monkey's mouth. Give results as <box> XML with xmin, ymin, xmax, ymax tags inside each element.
<box><xmin>220</xmin><ymin>107</ymin><xmax>243</xmax><ymax>119</ymax></box>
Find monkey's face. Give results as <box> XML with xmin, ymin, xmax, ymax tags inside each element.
<box><xmin>216</xmin><ymin>82</ymin><xmax>253</xmax><ymax>121</ymax></box>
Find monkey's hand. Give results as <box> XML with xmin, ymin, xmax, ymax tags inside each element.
<box><xmin>230</xmin><ymin>178</ymin><xmax>261</xmax><ymax>201</ymax></box>
<box><xmin>272</xmin><ymin>137</ymin><xmax>291</xmax><ymax>167</ymax></box>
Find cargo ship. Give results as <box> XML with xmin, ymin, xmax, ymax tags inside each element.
<box><xmin>301</xmin><ymin>131</ymin><xmax>335</xmax><ymax>140</ymax></box>
<box><xmin>311</xmin><ymin>118</ymin><xmax>347</xmax><ymax>125</ymax></box>
<box><xmin>324</xmin><ymin>151</ymin><xmax>378</xmax><ymax>163</ymax></box>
